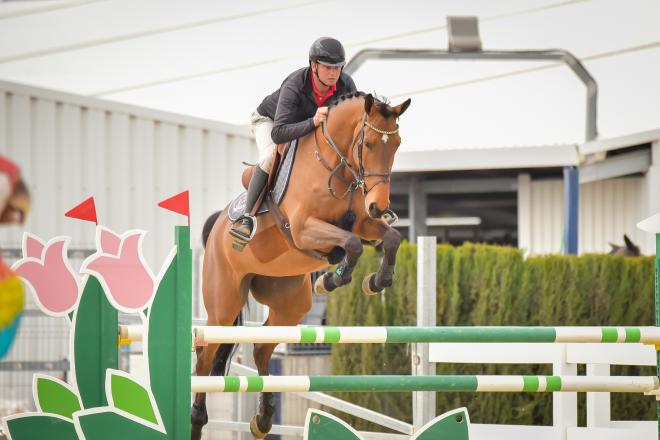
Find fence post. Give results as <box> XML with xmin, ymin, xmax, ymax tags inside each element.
<box><xmin>413</xmin><ymin>236</ymin><xmax>436</xmax><ymax>431</ymax></box>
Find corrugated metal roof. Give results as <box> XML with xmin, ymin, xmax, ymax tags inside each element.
<box><xmin>1</xmin><ymin>0</ymin><xmax>659</xmax><ymax>156</ymax></box>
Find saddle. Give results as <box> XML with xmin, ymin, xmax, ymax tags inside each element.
<box><xmin>226</xmin><ymin>139</ymin><xmax>298</xmax><ymax>223</ymax></box>
<box><xmin>227</xmin><ymin>140</ymin><xmax>326</xmax><ymax>260</ymax></box>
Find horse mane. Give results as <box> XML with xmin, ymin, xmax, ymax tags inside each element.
<box><xmin>329</xmin><ymin>91</ymin><xmax>395</xmax><ymax>118</ymax></box>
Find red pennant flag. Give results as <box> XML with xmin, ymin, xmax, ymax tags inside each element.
<box><xmin>65</xmin><ymin>197</ymin><xmax>98</xmax><ymax>225</ymax></box>
<box><xmin>158</xmin><ymin>190</ymin><xmax>190</xmax><ymax>226</ymax></box>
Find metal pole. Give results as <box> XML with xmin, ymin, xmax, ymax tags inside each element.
<box><xmin>345</xmin><ymin>48</ymin><xmax>598</xmax><ymax>142</ymax></box>
<box><xmin>563</xmin><ymin>166</ymin><xmax>579</xmax><ymax>255</ymax></box>
<box><xmin>346</xmin><ymin>46</ymin><xmax>598</xmax><ymax>256</ymax></box>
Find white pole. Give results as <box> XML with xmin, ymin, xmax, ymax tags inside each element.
<box><xmin>413</xmin><ymin>236</ymin><xmax>437</xmax><ymax>431</ymax></box>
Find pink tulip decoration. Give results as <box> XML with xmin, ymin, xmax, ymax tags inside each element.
<box><xmin>12</xmin><ymin>233</ymin><xmax>80</xmax><ymax>317</ymax></box>
<box><xmin>80</xmin><ymin>227</ymin><xmax>155</xmax><ymax>313</ymax></box>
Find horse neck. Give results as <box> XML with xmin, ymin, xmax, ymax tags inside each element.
<box><xmin>318</xmin><ymin>99</ymin><xmax>362</xmax><ymax>161</ymax></box>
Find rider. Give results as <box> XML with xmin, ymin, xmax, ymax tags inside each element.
<box><xmin>230</xmin><ymin>36</ymin><xmax>357</xmax><ymax>243</ymax></box>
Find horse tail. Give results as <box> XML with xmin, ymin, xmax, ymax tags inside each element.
<box><xmin>210</xmin><ymin>313</ymin><xmax>243</xmax><ymax>376</ymax></box>
<box><xmin>202</xmin><ymin>211</ymin><xmax>221</xmax><ymax>248</ymax></box>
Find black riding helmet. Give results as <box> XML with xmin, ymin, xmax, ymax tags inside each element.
<box><xmin>309</xmin><ymin>37</ymin><xmax>346</xmax><ymax>67</ymax></box>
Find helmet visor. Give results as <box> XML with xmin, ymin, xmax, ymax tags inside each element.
<box><xmin>316</xmin><ymin>59</ymin><xmax>345</xmax><ymax>68</ymax></box>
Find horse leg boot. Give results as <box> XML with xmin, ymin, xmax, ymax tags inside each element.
<box><xmin>356</xmin><ymin>220</ymin><xmax>402</xmax><ymax>295</ymax></box>
<box><xmin>230</xmin><ymin>166</ymin><xmax>269</xmax><ymax>249</ymax></box>
<box><xmin>316</xmin><ymin>234</ymin><xmax>363</xmax><ymax>293</ymax></box>
<box><xmin>364</xmin><ymin>226</ymin><xmax>402</xmax><ymax>295</ymax></box>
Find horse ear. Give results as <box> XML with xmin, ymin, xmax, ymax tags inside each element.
<box><xmin>364</xmin><ymin>94</ymin><xmax>374</xmax><ymax>113</ymax></box>
<box><xmin>623</xmin><ymin>234</ymin><xmax>640</xmax><ymax>254</ymax></box>
<box><xmin>395</xmin><ymin>98</ymin><xmax>412</xmax><ymax>117</ymax></box>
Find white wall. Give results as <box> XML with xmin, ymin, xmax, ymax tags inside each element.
<box><xmin>518</xmin><ymin>174</ymin><xmax>651</xmax><ymax>255</ymax></box>
<box><xmin>0</xmin><ymin>80</ymin><xmax>257</xmax><ymax>267</ymax></box>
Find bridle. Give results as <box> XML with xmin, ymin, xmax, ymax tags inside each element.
<box><xmin>315</xmin><ymin>112</ymin><xmax>399</xmax><ymax>201</ymax></box>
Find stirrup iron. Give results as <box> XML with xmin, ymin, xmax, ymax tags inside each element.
<box><xmin>382</xmin><ymin>209</ymin><xmax>398</xmax><ymax>226</ymax></box>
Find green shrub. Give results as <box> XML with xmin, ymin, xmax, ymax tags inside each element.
<box><xmin>325</xmin><ymin>243</ymin><xmax>655</xmax><ymax>431</ymax></box>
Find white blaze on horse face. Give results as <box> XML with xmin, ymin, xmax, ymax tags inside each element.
<box><xmin>382</xmin><ymin>134</ymin><xmax>389</xmax><ymax>143</ymax></box>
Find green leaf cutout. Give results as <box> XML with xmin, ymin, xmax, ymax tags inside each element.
<box><xmin>6</xmin><ymin>414</ymin><xmax>78</xmax><ymax>440</ymax></box>
<box><xmin>76</xmin><ymin>409</ymin><xmax>166</xmax><ymax>440</ymax></box>
<box><xmin>110</xmin><ymin>372</ymin><xmax>158</xmax><ymax>424</ymax></box>
<box><xmin>304</xmin><ymin>409</ymin><xmax>362</xmax><ymax>440</ymax></box>
<box><xmin>74</xmin><ymin>275</ymin><xmax>118</xmax><ymax>409</ymax></box>
<box><xmin>36</xmin><ymin>376</ymin><xmax>81</xmax><ymax>419</ymax></box>
<box><xmin>413</xmin><ymin>408</ymin><xmax>471</xmax><ymax>440</ymax></box>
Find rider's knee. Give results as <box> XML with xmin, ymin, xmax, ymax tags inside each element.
<box><xmin>257</xmin><ymin>146</ymin><xmax>276</xmax><ymax>174</ymax></box>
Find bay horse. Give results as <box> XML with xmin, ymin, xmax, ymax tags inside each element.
<box><xmin>192</xmin><ymin>92</ymin><xmax>411</xmax><ymax>439</ymax></box>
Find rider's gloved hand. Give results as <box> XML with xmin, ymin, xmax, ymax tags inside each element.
<box><xmin>313</xmin><ymin>107</ymin><xmax>328</xmax><ymax>127</ymax></box>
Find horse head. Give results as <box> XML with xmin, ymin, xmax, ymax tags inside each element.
<box><xmin>357</xmin><ymin>94</ymin><xmax>411</xmax><ymax>219</ymax></box>
<box><xmin>323</xmin><ymin>93</ymin><xmax>411</xmax><ymax>220</ymax></box>
<box><xmin>608</xmin><ymin>234</ymin><xmax>641</xmax><ymax>257</ymax></box>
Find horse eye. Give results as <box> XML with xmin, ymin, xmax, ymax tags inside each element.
<box><xmin>364</xmin><ymin>142</ymin><xmax>373</xmax><ymax>149</ymax></box>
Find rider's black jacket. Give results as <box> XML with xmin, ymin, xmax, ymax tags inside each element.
<box><xmin>256</xmin><ymin>67</ymin><xmax>357</xmax><ymax>145</ymax></box>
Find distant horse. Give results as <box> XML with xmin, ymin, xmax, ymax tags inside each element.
<box><xmin>191</xmin><ymin>92</ymin><xmax>411</xmax><ymax>440</ymax></box>
<box><xmin>608</xmin><ymin>234</ymin><xmax>641</xmax><ymax>257</ymax></box>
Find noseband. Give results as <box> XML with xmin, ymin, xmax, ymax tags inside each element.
<box><xmin>316</xmin><ymin>112</ymin><xmax>398</xmax><ymax>200</ymax></box>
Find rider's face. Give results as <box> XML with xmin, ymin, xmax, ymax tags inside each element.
<box><xmin>314</xmin><ymin>63</ymin><xmax>341</xmax><ymax>86</ymax></box>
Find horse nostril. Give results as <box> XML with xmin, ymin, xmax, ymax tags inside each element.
<box><xmin>368</xmin><ymin>202</ymin><xmax>383</xmax><ymax>218</ymax></box>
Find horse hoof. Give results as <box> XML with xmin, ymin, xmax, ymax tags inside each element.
<box><xmin>362</xmin><ymin>273</ymin><xmax>383</xmax><ymax>296</ymax></box>
<box><xmin>250</xmin><ymin>415</ymin><xmax>268</xmax><ymax>439</ymax></box>
<box><xmin>314</xmin><ymin>274</ymin><xmax>329</xmax><ymax>295</ymax></box>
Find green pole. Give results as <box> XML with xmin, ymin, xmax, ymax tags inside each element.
<box><xmin>175</xmin><ymin>225</ymin><xmax>192</xmax><ymax>440</ymax></box>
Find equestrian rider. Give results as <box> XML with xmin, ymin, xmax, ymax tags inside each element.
<box><xmin>230</xmin><ymin>36</ymin><xmax>357</xmax><ymax>243</ymax></box>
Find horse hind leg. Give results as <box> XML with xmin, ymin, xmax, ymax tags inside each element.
<box><xmin>250</xmin><ymin>275</ymin><xmax>313</xmax><ymax>438</ymax></box>
<box><xmin>191</xmin><ymin>279</ymin><xmax>246</xmax><ymax>439</ymax></box>
<box><xmin>191</xmin><ymin>327</ymin><xmax>238</xmax><ymax>440</ymax></box>
<box><xmin>191</xmin><ymin>344</ymin><xmax>217</xmax><ymax>440</ymax></box>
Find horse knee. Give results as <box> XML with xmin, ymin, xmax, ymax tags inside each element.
<box><xmin>344</xmin><ymin>235</ymin><xmax>363</xmax><ymax>257</ymax></box>
<box><xmin>383</xmin><ymin>228</ymin><xmax>402</xmax><ymax>249</ymax></box>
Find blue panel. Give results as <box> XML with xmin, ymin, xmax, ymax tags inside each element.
<box><xmin>563</xmin><ymin>166</ymin><xmax>579</xmax><ymax>255</ymax></box>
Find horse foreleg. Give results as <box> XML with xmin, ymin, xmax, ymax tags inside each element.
<box><xmin>358</xmin><ymin>220</ymin><xmax>402</xmax><ymax>295</ymax></box>
<box><xmin>293</xmin><ymin>217</ymin><xmax>363</xmax><ymax>294</ymax></box>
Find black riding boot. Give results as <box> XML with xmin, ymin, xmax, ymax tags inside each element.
<box><xmin>230</xmin><ymin>167</ymin><xmax>269</xmax><ymax>243</ymax></box>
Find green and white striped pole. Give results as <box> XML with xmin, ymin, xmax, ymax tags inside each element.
<box><xmin>191</xmin><ymin>375</ymin><xmax>659</xmax><ymax>394</ymax></box>
<box><xmin>120</xmin><ymin>324</ymin><xmax>660</xmax><ymax>345</ymax></box>
<box><xmin>189</xmin><ymin>326</ymin><xmax>660</xmax><ymax>345</ymax></box>
<box><xmin>638</xmin><ymin>212</ymin><xmax>660</xmax><ymax>440</ymax></box>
